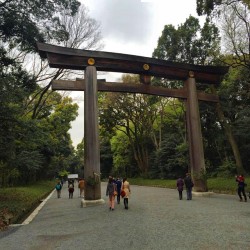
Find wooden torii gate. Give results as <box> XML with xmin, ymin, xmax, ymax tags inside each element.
<box><xmin>37</xmin><ymin>43</ymin><xmax>228</xmax><ymax>205</ymax></box>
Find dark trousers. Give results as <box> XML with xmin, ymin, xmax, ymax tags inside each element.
<box><xmin>117</xmin><ymin>194</ymin><xmax>121</xmax><ymax>204</ymax></box>
<box><xmin>178</xmin><ymin>190</ymin><xmax>183</xmax><ymax>200</ymax></box>
<box><xmin>186</xmin><ymin>188</ymin><xmax>192</xmax><ymax>200</ymax></box>
<box><xmin>124</xmin><ymin>198</ymin><xmax>128</xmax><ymax>209</ymax></box>
<box><xmin>69</xmin><ymin>192</ymin><xmax>73</xmax><ymax>199</ymax></box>
<box><xmin>238</xmin><ymin>187</ymin><xmax>247</xmax><ymax>201</ymax></box>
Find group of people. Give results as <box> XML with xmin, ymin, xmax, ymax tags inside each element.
<box><xmin>55</xmin><ymin>178</ymin><xmax>85</xmax><ymax>199</ymax></box>
<box><xmin>106</xmin><ymin>176</ymin><xmax>131</xmax><ymax>211</ymax></box>
<box><xmin>177</xmin><ymin>173</ymin><xmax>249</xmax><ymax>202</ymax></box>
<box><xmin>55</xmin><ymin>173</ymin><xmax>248</xmax><ymax>204</ymax></box>
<box><xmin>176</xmin><ymin>173</ymin><xmax>194</xmax><ymax>200</ymax></box>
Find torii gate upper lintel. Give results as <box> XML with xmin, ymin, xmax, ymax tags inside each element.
<box><xmin>37</xmin><ymin>42</ymin><xmax>228</xmax><ymax>201</ymax></box>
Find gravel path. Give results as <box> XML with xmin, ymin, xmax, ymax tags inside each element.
<box><xmin>0</xmin><ymin>182</ymin><xmax>250</xmax><ymax>250</ymax></box>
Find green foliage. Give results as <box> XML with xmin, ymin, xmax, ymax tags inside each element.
<box><xmin>153</xmin><ymin>16</ymin><xmax>220</xmax><ymax>65</ymax></box>
<box><xmin>216</xmin><ymin>160</ymin><xmax>237</xmax><ymax>177</ymax></box>
<box><xmin>0</xmin><ymin>0</ymin><xmax>80</xmax><ymax>52</ymax></box>
<box><xmin>0</xmin><ymin>180</ymin><xmax>55</xmax><ymax>224</ymax></box>
<box><xmin>196</xmin><ymin>0</ymin><xmax>250</xmax><ymax>16</ymax></box>
<box><xmin>130</xmin><ymin>177</ymin><xmax>249</xmax><ymax>194</ymax></box>
<box><xmin>86</xmin><ymin>176</ymin><xmax>100</xmax><ymax>187</ymax></box>
<box><xmin>58</xmin><ymin>170</ymin><xmax>69</xmax><ymax>178</ymax></box>
<box><xmin>100</xmin><ymin>135</ymin><xmax>113</xmax><ymax>178</ymax></box>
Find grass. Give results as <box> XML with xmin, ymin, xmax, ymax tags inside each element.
<box><xmin>0</xmin><ymin>180</ymin><xmax>56</xmax><ymax>225</ymax></box>
<box><xmin>129</xmin><ymin>177</ymin><xmax>250</xmax><ymax>195</ymax></box>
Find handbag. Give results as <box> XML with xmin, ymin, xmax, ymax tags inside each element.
<box><xmin>121</xmin><ymin>190</ymin><xmax>126</xmax><ymax>198</ymax></box>
<box><xmin>114</xmin><ymin>190</ymin><xmax>118</xmax><ymax>196</ymax></box>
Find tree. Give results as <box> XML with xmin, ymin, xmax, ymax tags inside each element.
<box><xmin>152</xmin><ymin>15</ymin><xmax>248</xmax><ymax>175</ymax></box>
<box><xmin>196</xmin><ymin>0</ymin><xmax>250</xmax><ymax>16</ymax></box>
<box><xmin>219</xmin><ymin>2</ymin><xmax>250</xmax><ymax>69</ymax></box>
<box><xmin>99</xmin><ymin>75</ymin><xmax>158</xmax><ymax>177</ymax></box>
<box><xmin>25</xmin><ymin>4</ymin><xmax>103</xmax><ymax>119</ymax></box>
<box><xmin>0</xmin><ymin>1</ymin><xmax>103</xmax><ymax>186</ymax></box>
<box><xmin>196</xmin><ymin>1</ymin><xmax>249</xmax><ymax>174</ymax></box>
<box><xmin>0</xmin><ymin>0</ymin><xmax>80</xmax><ymax>52</ymax></box>
<box><xmin>153</xmin><ymin>16</ymin><xmax>220</xmax><ymax>65</ymax></box>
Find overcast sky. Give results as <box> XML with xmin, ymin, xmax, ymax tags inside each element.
<box><xmin>69</xmin><ymin>0</ymin><xmax>205</xmax><ymax>147</ymax></box>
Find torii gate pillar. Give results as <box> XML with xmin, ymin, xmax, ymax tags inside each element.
<box><xmin>82</xmin><ymin>66</ymin><xmax>104</xmax><ymax>206</ymax></box>
<box><xmin>185</xmin><ymin>75</ymin><xmax>207</xmax><ymax>192</ymax></box>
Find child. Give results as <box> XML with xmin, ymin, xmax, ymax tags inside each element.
<box><xmin>55</xmin><ymin>181</ymin><xmax>62</xmax><ymax>198</ymax></box>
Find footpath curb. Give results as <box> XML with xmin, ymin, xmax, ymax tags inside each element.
<box><xmin>10</xmin><ymin>189</ymin><xmax>55</xmax><ymax>227</ymax></box>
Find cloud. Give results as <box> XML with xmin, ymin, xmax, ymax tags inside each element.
<box><xmin>84</xmin><ymin>0</ymin><xmax>153</xmax><ymax>44</ymax></box>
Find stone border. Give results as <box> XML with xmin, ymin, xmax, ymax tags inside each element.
<box><xmin>193</xmin><ymin>191</ymin><xmax>214</xmax><ymax>197</ymax></box>
<box><xmin>81</xmin><ymin>199</ymin><xmax>105</xmax><ymax>208</ymax></box>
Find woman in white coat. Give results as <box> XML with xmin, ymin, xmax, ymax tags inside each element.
<box><xmin>121</xmin><ymin>177</ymin><xmax>131</xmax><ymax>209</ymax></box>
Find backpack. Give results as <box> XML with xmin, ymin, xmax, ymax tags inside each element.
<box><xmin>56</xmin><ymin>184</ymin><xmax>61</xmax><ymax>190</ymax></box>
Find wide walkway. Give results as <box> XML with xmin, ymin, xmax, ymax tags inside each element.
<box><xmin>0</xmin><ymin>182</ymin><xmax>250</xmax><ymax>250</ymax></box>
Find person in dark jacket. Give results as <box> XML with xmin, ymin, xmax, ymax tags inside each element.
<box><xmin>176</xmin><ymin>177</ymin><xmax>184</xmax><ymax>200</ymax></box>
<box><xmin>184</xmin><ymin>173</ymin><xmax>194</xmax><ymax>200</ymax></box>
<box><xmin>115</xmin><ymin>177</ymin><xmax>122</xmax><ymax>204</ymax></box>
<box><xmin>235</xmin><ymin>175</ymin><xmax>247</xmax><ymax>202</ymax></box>
<box><xmin>68</xmin><ymin>180</ymin><xmax>74</xmax><ymax>199</ymax></box>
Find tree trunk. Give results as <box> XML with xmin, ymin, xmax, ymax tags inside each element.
<box><xmin>210</xmin><ymin>86</ymin><xmax>246</xmax><ymax>175</ymax></box>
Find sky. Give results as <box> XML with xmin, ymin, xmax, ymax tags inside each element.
<box><xmin>69</xmin><ymin>0</ymin><xmax>205</xmax><ymax>147</ymax></box>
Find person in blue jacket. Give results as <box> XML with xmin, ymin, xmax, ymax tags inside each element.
<box><xmin>115</xmin><ymin>177</ymin><xmax>122</xmax><ymax>204</ymax></box>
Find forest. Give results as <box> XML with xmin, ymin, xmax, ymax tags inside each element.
<box><xmin>0</xmin><ymin>0</ymin><xmax>249</xmax><ymax>187</ymax></box>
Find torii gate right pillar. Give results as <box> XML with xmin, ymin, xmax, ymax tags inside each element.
<box><xmin>185</xmin><ymin>74</ymin><xmax>208</xmax><ymax>192</ymax></box>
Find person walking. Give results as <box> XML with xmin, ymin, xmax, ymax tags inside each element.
<box><xmin>78</xmin><ymin>178</ymin><xmax>85</xmax><ymax>198</ymax></box>
<box><xmin>68</xmin><ymin>180</ymin><xmax>74</xmax><ymax>199</ymax></box>
<box><xmin>235</xmin><ymin>175</ymin><xmax>247</xmax><ymax>202</ymax></box>
<box><xmin>184</xmin><ymin>173</ymin><xmax>194</xmax><ymax>200</ymax></box>
<box><xmin>106</xmin><ymin>176</ymin><xmax>117</xmax><ymax>211</ymax></box>
<box><xmin>55</xmin><ymin>181</ymin><xmax>62</xmax><ymax>198</ymax></box>
<box><xmin>121</xmin><ymin>177</ymin><xmax>131</xmax><ymax>209</ymax></box>
<box><xmin>176</xmin><ymin>177</ymin><xmax>184</xmax><ymax>200</ymax></box>
<box><xmin>115</xmin><ymin>177</ymin><xmax>122</xmax><ymax>204</ymax></box>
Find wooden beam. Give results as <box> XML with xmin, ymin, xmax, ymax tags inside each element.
<box><xmin>37</xmin><ymin>42</ymin><xmax>229</xmax><ymax>84</ymax></box>
<box><xmin>52</xmin><ymin>79</ymin><xmax>219</xmax><ymax>102</ymax></box>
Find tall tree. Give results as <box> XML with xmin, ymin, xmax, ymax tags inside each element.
<box><xmin>196</xmin><ymin>0</ymin><xmax>250</xmax><ymax>16</ymax></box>
<box><xmin>0</xmin><ymin>0</ymin><xmax>80</xmax><ymax>52</ymax></box>
<box><xmin>153</xmin><ymin>16</ymin><xmax>220</xmax><ymax>65</ymax></box>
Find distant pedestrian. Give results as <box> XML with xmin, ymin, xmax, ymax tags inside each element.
<box><xmin>184</xmin><ymin>173</ymin><xmax>194</xmax><ymax>200</ymax></box>
<box><xmin>176</xmin><ymin>177</ymin><xmax>184</xmax><ymax>200</ymax></box>
<box><xmin>106</xmin><ymin>176</ymin><xmax>117</xmax><ymax>211</ymax></box>
<box><xmin>121</xmin><ymin>177</ymin><xmax>131</xmax><ymax>209</ymax></box>
<box><xmin>78</xmin><ymin>178</ymin><xmax>85</xmax><ymax>198</ymax></box>
<box><xmin>68</xmin><ymin>180</ymin><xmax>74</xmax><ymax>199</ymax></box>
<box><xmin>55</xmin><ymin>181</ymin><xmax>62</xmax><ymax>198</ymax></box>
<box><xmin>115</xmin><ymin>177</ymin><xmax>122</xmax><ymax>204</ymax></box>
<box><xmin>235</xmin><ymin>175</ymin><xmax>247</xmax><ymax>202</ymax></box>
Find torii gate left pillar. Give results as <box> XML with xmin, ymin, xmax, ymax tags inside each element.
<box><xmin>81</xmin><ymin>66</ymin><xmax>105</xmax><ymax>207</ymax></box>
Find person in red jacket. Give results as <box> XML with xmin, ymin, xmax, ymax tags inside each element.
<box><xmin>235</xmin><ymin>175</ymin><xmax>247</xmax><ymax>202</ymax></box>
